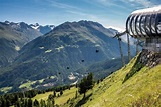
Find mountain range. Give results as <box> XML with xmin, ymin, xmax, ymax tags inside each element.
<box><xmin>0</xmin><ymin>21</ymin><xmax>54</xmax><ymax>67</ymax></box>
<box><xmin>0</xmin><ymin>20</ymin><xmax>136</xmax><ymax>94</ymax></box>
<box><xmin>30</xmin><ymin>23</ymin><xmax>55</xmax><ymax>34</ymax></box>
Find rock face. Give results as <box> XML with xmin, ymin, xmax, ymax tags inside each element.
<box><xmin>139</xmin><ymin>49</ymin><xmax>161</xmax><ymax>68</ymax></box>
<box><xmin>123</xmin><ymin>49</ymin><xmax>161</xmax><ymax>83</ymax></box>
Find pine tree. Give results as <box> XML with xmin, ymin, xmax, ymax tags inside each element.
<box><xmin>79</xmin><ymin>77</ymin><xmax>87</xmax><ymax>98</ymax></box>
<box><xmin>79</xmin><ymin>73</ymin><xmax>94</xmax><ymax>98</ymax></box>
<box><xmin>33</xmin><ymin>99</ymin><xmax>39</xmax><ymax>107</ymax></box>
<box><xmin>75</xmin><ymin>91</ymin><xmax>78</xmax><ymax>99</ymax></box>
<box><xmin>40</xmin><ymin>99</ymin><xmax>46</xmax><ymax>107</ymax></box>
<box><xmin>28</xmin><ymin>98</ymin><xmax>32</xmax><ymax>107</ymax></box>
<box><xmin>24</xmin><ymin>99</ymin><xmax>28</xmax><ymax>107</ymax></box>
<box><xmin>60</xmin><ymin>90</ymin><xmax>63</xmax><ymax>96</ymax></box>
<box><xmin>86</xmin><ymin>73</ymin><xmax>94</xmax><ymax>89</ymax></box>
<box><xmin>53</xmin><ymin>91</ymin><xmax>56</xmax><ymax>97</ymax></box>
<box><xmin>15</xmin><ymin>99</ymin><xmax>21</xmax><ymax>107</ymax></box>
<box><xmin>1</xmin><ymin>98</ymin><xmax>6</xmax><ymax>107</ymax></box>
<box><xmin>51</xmin><ymin>98</ymin><xmax>55</xmax><ymax>106</ymax></box>
<box><xmin>47</xmin><ymin>100</ymin><xmax>52</xmax><ymax>107</ymax></box>
<box><xmin>68</xmin><ymin>85</ymin><xmax>71</xmax><ymax>90</ymax></box>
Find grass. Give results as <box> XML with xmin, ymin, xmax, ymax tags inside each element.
<box><xmin>19</xmin><ymin>80</ymin><xmax>36</xmax><ymax>89</ymax></box>
<box><xmin>32</xmin><ymin>87</ymin><xmax>77</xmax><ymax>105</ymax></box>
<box><xmin>79</xmin><ymin>55</ymin><xmax>161</xmax><ymax>107</ymax></box>
<box><xmin>38</xmin><ymin>79</ymin><xmax>45</xmax><ymax>83</ymax></box>
<box><xmin>32</xmin><ymin>91</ymin><xmax>53</xmax><ymax>101</ymax></box>
<box><xmin>55</xmin><ymin>87</ymin><xmax>77</xmax><ymax>105</ymax></box>
<box><xmin>19</xmin><ymin>75</ymin><xmax>56</xmax><ymax>89</ymax></box>
<box><xmin>0</xmin><ymin>87</ymin><xmax>12</xmax><ymax>93</ymax></box>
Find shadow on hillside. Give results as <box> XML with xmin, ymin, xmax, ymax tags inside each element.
<box><xmin>75</xmin><ymin>93</ymin><xmax>92</xmax><ymax>107</ymax></box>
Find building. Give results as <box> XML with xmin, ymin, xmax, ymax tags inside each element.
<box><xmin>126</xmin><ymin>5</ymin><xmax>161</xmax><ymax>52</ymax></box>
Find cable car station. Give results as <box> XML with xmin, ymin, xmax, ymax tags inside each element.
<box><xmin>126</xmin><ymin>5</ymin><xmax>161</xmax><ymax>52</ymax></box>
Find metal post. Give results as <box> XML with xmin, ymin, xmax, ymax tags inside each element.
<box><xmin>127</xmin><ymin>34</ymin><xmax>131</xmax><ymax>61</ymax></box>
<box><xmin>136</xmin><ymin>39</ymin><xmax>139</xmax><ymax>55</ymax></box>
<box><xmin>118</xmin><ymin>38</ymin><xmax>125</xmax><ymax>66</ymax></box>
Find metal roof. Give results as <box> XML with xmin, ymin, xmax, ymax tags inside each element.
<box><xmin>132</xmin><ymin>5</ymin><xmax>161</xmax><ymax>14</ymax></box>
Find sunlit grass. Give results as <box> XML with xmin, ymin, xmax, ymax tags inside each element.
<box><xmin>19</xmin><ymin>80</ymin><xmax>36</xmax><ymax>89</ymax></box>
<box><xmin>80</xmin><ymin>56</ymin><xmax>161</xmax><ymax>107</ymax></box>
<box><xmin>32</xmin><ymin>87</ymin><xmax>77</xmax><ymax>105</ymax></box>
<box><xmin>32</xmin><ymin>91</ymin><xmax>53</xmax><ymax>101</ymax></box>
<box><xmin>0</xmin><ymin>87</ymin><xmax>12</xmax><ymax>93</ymax></box>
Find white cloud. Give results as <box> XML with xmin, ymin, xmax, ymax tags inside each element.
<box><xmin>107</xmin><ymin>26</ymin><xmax>125</xmax><ymax>32</ymax></box>
<box><xmin>134</xmin><ymin>0</ymin><xmax>154</xmax><ymax>7</ymax></box>
<box><xmin>121</xmin><ymin>0</ymin><xmax>154</xmax><ymax>8</ymax></box>
<box><xmin>67</xmin><ymin>10</ymin><xmax>87</xmax><ymax>16</ymax></box>
<box><xmin>43</xmin><ymin>0</ymin><xmax>82</xmax><ymax>11</ymax></box>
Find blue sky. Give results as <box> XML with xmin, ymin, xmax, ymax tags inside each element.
<box><xmin>0</xmin><ymin>0</ymin><xmax>160</xmax><ymax>30</ymax></box>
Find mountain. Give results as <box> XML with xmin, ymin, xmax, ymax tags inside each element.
<box><xmin>0</xmin><ymin>20</ymin><xmax>135</xmax><ymax>93</ymax></box>
<box><xmin>0</xmin><ymin>21</ymin><xmax>42</xmax><ymax>67</ymax></box>
<box><xmin>30</xmin><ymin>23</ymin><xmax>55</xmax><ymax>34</ymax></box>
<box><xmin>4</xmin><ymin>21</ymin><xmax>42</xmax><ymax>41</ymax></box>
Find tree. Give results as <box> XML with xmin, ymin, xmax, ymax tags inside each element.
<box><xmin>75</xmin><ymin>83</ymin><xmax>78</xmax><ymax>88</ymax></box>
<box><xmin>78</xmin><ymin>73</ymin><xmax>94</xmax><ymax>98</ymax></box>
<box><xmin>97</xmin><ymin>80</ymin><xmax>100</xmax><ymax>84</ymax></box>
<box><xmin>48</xmin><ymin>94</ymin><xmax>54</xmax><ymax>100</ymax></box>
<box><xmin>15</xmin><ymin>99</ymin><xmax>21</xmax><ymax>107</ymax></box>
<box><xmin>51</xmin><ymin>98</ymin><xmax>55</xmax><ymax>106</ymax></box>
<box><xmin>33</xmin><ymin>99</ymin><xmax>39</xmax><ymax>107</ymax></box>
<box><xmin>40</xmin><ymin>99</ymin><xmax>46</xmax><ymax>107</ymax></box>
<box><xmin>60</xmin><ymin>90</ymin><xmax>63</xmax><ymax>96</ymax></box>
<box><xmin>68</xmin><ymin>85</ymin><xmax>71</xmax><ymax>90</ymax></box>
<box><xmin>75</xmin><ymin>91</ymin><xmax>78</xmax><ymax>99</ymax></box>
<box><xmin>27</xmin><ymin>98</ymin><xmax>33</xmax><ymax>107</ymax></box>
<box><xmin>47</xmin><ymin>100</ymin><xmax>52</xmax><ymax>107</ymax></box>
<box><xmin>53</xmin><ymin>91</ymin><xmax>56</xmax><ymax>97</ymax></box>
<box><xmin>86</xmin><ymin>73</ymin><xmax>94</xmax><ymax>89</ymax></box>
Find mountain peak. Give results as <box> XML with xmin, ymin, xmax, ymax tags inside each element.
<box><xmin>4</xmin><ymin>20</ymin><xmax>10</xmax><ymax>24</ymax></box>
<box><xmin>52</xmin><ymin>20</ymin><xmax>105</xmax><ymax>34</ymax></box>
<box><xmin>78</xmin><ymin>20</ymin><xmax>103</xmax><ymax>27</ymax></box>
<box><xmin>29</xmin><ymin>23</ymin><xmax>55</xmax><ymax>34</ymax></box>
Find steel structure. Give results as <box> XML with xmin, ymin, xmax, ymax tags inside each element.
<box><xmin>126</xmin><ymin>5</ymin><xmax>161</xmax><ymax>52</ymax></box>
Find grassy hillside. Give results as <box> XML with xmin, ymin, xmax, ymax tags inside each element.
<box><xmin>21</xmin><ymin>53</ymin><xmax>161</xmax><ymax>107</ymax></box>
<box><xmin>63</xmin><ymin>54</ymin><xmax>161</xmax><ymax>107</ymax></box>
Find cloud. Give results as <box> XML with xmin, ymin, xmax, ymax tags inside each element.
<box><xmin>67</xmin><ymin>10</ymin><xmax>106</xmax><ymax>23</ymax></box>
<box><xmin>92</xmin><ymin>0</ymin><xmax>156</xmax><ymax>10</ymax></box>
<box><xmin>95</xmin><ymin>0</ymin><xmax>126</xmax><ymax>8</ymax></box>
<box><xmin>121</xmin><ymin>0</ymin><xmax>154</xmax><ymax>8</ymax></box>
<box><xmin>87</xmin><ymin>0</ymin><xmax>133</xmax><ymax>12</ymax></box>
<box><xmin>67</xmin><ymin>10</ymin><xmax>87</xmax><ymax>16</ymax></box>
<box><xmin>36</xmin><ymin>0</ymin><xmax>82</xmax><ymax>12</ymax></box>
<box><xmin>132</xmin><ymin>0</ymin><xmax>153</xmax><ymax>7</ymax></box>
